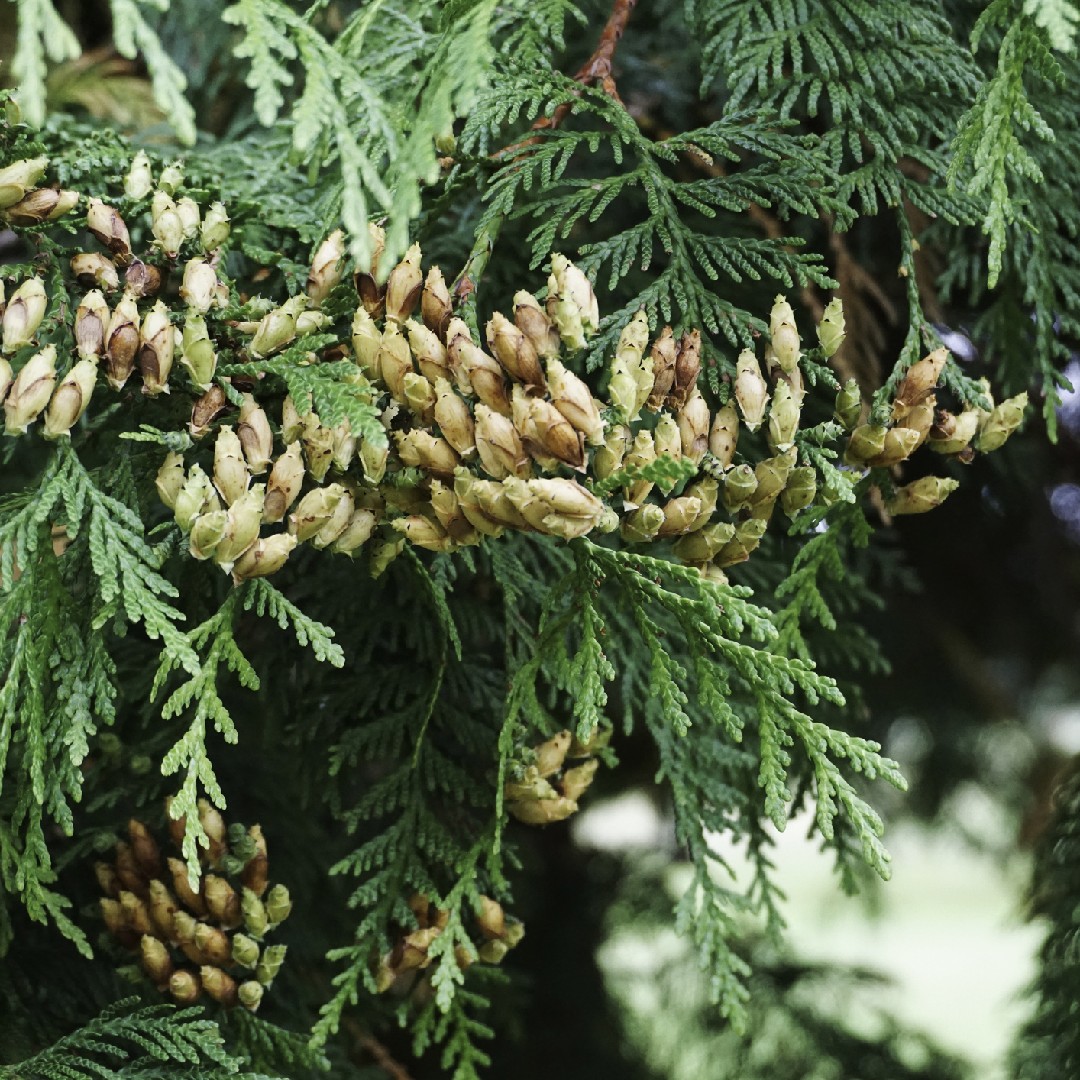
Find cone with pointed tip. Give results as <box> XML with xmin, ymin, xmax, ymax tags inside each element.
<box><xmin>238</xmin><ymin>980</ymin><xmax>264</xmax><ymax>1012</ymax></box>
<box><xmin>311</xmin><ymin>487</ymin><xmax>356</xmax><ymax>550</ymax></box>
<box><xmin>150</xmin><ymin>190</ymin><xmax>184</xmax><ymax>257</ymax></box>
<box><xmin>203</xmin><ymin>875</ymin><xmax>241</xmax><ymax>928</ymax></box>
<box><xmin>168</xmin><ymin>969</ymin><xmax>201</xmax><ymax>1005</ymax></box>
<box><xmin>671</xmin><ymin>521</ymin><xmax>737</xmax><ymax>564</ymax></box>
<box><xmin>886</xmin><ymin>475</ymin><xmax>960</xmax><ymax>515</ymax></box>
<box><xmin>865</xmin><ymin>425</ymin><xmax>922</xmax><ymax>468</ymax></box>
<box><xmin>407</xmin><ymin>319</ymin><xmax>450</xmax><ymax>384</ymax></box>
<box><xmin>546</xmin><ymin>358</ymin><xmax>605</xmax><ymax>446</ymax></box>
<box><xmin>87</xmin><ymin>198</ymin><xmax>131</xmax><ymax>257</ymax></box>
<box><xmin>351</xmin><ymin>306</ymin><xmax>382</xmax><ymax>379</ymax></box>
<box><xmin>514</xmin><ymin>290</ymin><xmax>561</xmax><ymax>358</ymax></box>
<box><xmin>422</xmin><ymin>265</ymin><xmax>453</xmax><ymax>340</ymax></box>
<box><xmin>201</xmin><ymin>965</ymin><xmax>238</xmax><ymax>1007</ymax></box>
<box><xmin>214</xmin><ymin>486</ymin><xmax>265</xmax><ymax>571</ymax></box>
<box><xmin>534</xmin><ymin>732</ymin><xmax>572</xmax><ymax>778</ymax></box>
<box><xmin>250</xmin><ymin>297</ymin><xmax>303</xmax><ymax>358</ymax></box>
<box><xmin>768</xmin><ymin>295</ymin><xmax>801</xmax><ymax>374</ymax></box>
<box><xmin>43</xmin><ymin>357</ymin><xmax>97</xmax><ymax>438</ymax></box>
<box><xmin>474</xmin><ymin>404</ymin><xmax>529</xmax><ymax>479</ymax></box>
<box><xmin>104</xmin><ymin>295</ymin><xmax>140</xmax><ymax>389</ymax></box>
<box><xmin>546</xmin><ymin>254</ymin><xmax>599</xmax><ymax>349</ymax></box>
<box><xmin>834</xmin><ymin>378</ymin><xmax>861</xmax><ymax>431</ymax></box>
<box><xmin>817</xmin><ymin>297</ymin><xmax>846</xmax><ymax>358</ymax></box>
<box><xmin>735</xmin><ymin>350</ymin><xmax>769</xmax><ymax>431</ymax></box>
<box><xmin>4</xmin><ymin>345</ymin><xmax>56</xmax><ymax>434</ymax></box>
<box><xmin>377</xmin><ymin>322</ymin><xmax>414</xmax><ymax>403</ymax></box>
<box><xmin>844</xmin><ymin>423</ymin><xmax>888</xmax><ymax>465</ymax></box>
<box><xmin>180</xmin><ymin>313</ymin><xmax>217</xmax><ymax>388</ymax></box>
<box><xmin>893</xmin><ymin>348</ymin><xmax>948</xmax><ymax>418</ymax></box>
<box><xmin>766</xmin><ymin>378</ymin><xmax>800</xmax><ymax>452</ymax></box>
<box><xmin>620</xmin><ymin>504</ymin><xmax>665</xmax><ymax>543</ymax></box>
<box><xmin>231</xmin><ymin>533</ymin><xmax>297</xmax><ymax>581</ymax></box>
<box><xmin>179</xmin><ymin>258</ymin><xmax>218</xmax><ymax>314</ymax></box>
<box><xmin>138</xmin><ymin>301</ymin><xmax>175</xmax><ymax>396</ymax></box>
<box><xmin>384</xmin><ymin>243</ymin><xmax>423</xmax><ymax>323</ymax></box>
<box><xmin>974</xmin><ymin>392</ymin><xmax>1027</xmax><ymax>452</ymax></box>
<box><xmin>708</xmin><ymin>402</ymin><xmax>739</xmax><ymax>469</ymax></box>
<box><xmin>488</xmin><ymin>312</ymin><xmax>546</xmax><ymax>387</ymax></box>
<box><xmin>669</xmin><ymin>330</ymin><xmax>702</xmax><ymax>408</ymax></box>
<box><xmin>289</xmin><ymin>484</ymin><xmax>346</xmax><ymax>543</ymax></box>
<box><xmin>307</xmin><ymin>229</ymin><xmax>345</xmax><ymax>306</ymax></box>
<box><xmin>262</xmin><ymin>443</ymin><xmax>304</xmax><ymax>523</ymax></box>
<box><xmin>0</xmin><ymin>157</ymin><xmax>48</xmax><ymax>208</ymax></box>
<box><xmin>124</xmin><ymin>151</ymin><xmax>153</xmax><ymax>199</ymax></box>
<box><xmin>213</xmin><ymin>426</ymin><xmax>249</xmax><ymax>506</ymax></box>
<box><xmin>201</xmin><ymin>202</ymin><xmax>230</xmax><ymax>252</ymax></box>
<box><xmin>677</xmin><ymin>389</ymin><xmax>710</xmax><ymax>464</ymax></box>
<box><xmin>653</xmin><ymin>413</ymin><xmax>682</xmax><ymax>492</ymax></box>
<box><xmin>174</xmin><ymin>465</ymin><xmax>219</xmax><ymax>531</ymax></box>
<box><xmin>780</xmin><ymin>467</ymin><xmax>817</xmax><ymax>515</ymax></box>
<box><xmin>592</xmin><ymin>423</ymin><xmax>630</xmax><ymax>481</ymax></box>
<box><xmin>5</xmin><ymin>187</ymin><xmax>79</xmax><ymax>225</ymax></box>
<box><xmin>3</xmin><ymin>278</ymin><xmax>47</xmax><ymax>353</ymax></box>
<box><xmin>255</xmin><ymin>944</ymin><xmax>288</xmax><ymax>986</ymax></box>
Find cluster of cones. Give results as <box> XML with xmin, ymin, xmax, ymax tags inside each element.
<box><xmin>504</xmin><ymin>727</ymin><xmax>609</xmax><ymax>825</ymax></box>
<box><xmin>96</xmin><ymin>800</ymin><xmax>291</xmax><ymax>1011</ymax></box>
<box><xmin>375</xmin><ymin>892</ymin><xmax>524</xmax><ymax>995</ymax></box>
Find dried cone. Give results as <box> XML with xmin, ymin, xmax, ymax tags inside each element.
<box><xmin>128</xmin><ymin>819</ymin><xmax>162</xmax><ymax>877</ymax></box>
<box><xmin>75</xmin><ymin>291</ymin><xmax>110</xmax><ymax>359</ymax></box>
<box><xmin>213</xmin><ymin>426</ymin><xmax>250</xmax><ymax>506</ymax></box>
<box><xmin>487</xmin><ymin>312</ymin><xmax>545</xmax><ymax>387</ymax></box>
<box><xmin>43</xmin><ymin>358</ymin><xmax>97</xmax><ymax>439</ymax></box>
<box><xmin>138</xmin><ymin>300</ymin><xmax>175</xmax><ymax>396</ymax></box>
<box><xmin>513</xmin><ymin>291</ymin><xmax>561</xmax><ymax>359</ymax></box>
<box><xmin>384</xmin><ymin>243</ymin><xmax>423</xmax><ymax>323</ymax></box>
<box><xmin>71</xmin><ymin>253</ymin><xmax>120</xmax><ymax>292</ymax></box>
<box><xmin>2</xmin><ymin>278</ymin><xmax>48</xmax><ymax>353</ymax></box>
<box><xmin>421</xmin><ymin>265</ymin><xmax>453</xmax><ymax>341</ymax></box>
<box><xmin>669</xmin><ymin>330</ymin><xmax>701</xmax><ymax>408</ymax></box>
<box><xmin>433</xmin><ymin>378</ymin><xmax>476</xmax><ymax>456</ymax></box>
<box><xmin>5</xmin><ymin>187</ymin><xmax>78</xmax><ymax>225</ymax></box>
<box><xmin>307</xmin><ymin>229</ymin><xmax>345</xmax><ymax>306</ymax></box>
<box><xmin>125</xmin><ymin>260</ymin><xmax>162</xmax><ymax>299</ymax></box>
<box><xmin>546</xmin><ymin>358</ymin><xmax>605</xmax><ymax>445</ymax></box>
<box><xmin>892</xmin><ymin>348</ymin><xmax>948</xmax><ymax>418</ymax></box>
<box><xmin>534</xmin><ymin>731</ymin><xmax>571</xmax><ymax>778</ymax></box>
<box><xmin>709</xmin><ymin>402</ymin><xmax>739</xmax><ymax>469</ymax></box>
<box><xmin>204</xmin><ymin>875</ymin><xmax>241</xmax><ymax>928</ymax></box>
<box><xmin>87</xmin><ymin>197</ymin><xmax>131</xmax><ymax>257</ymax></box>
<box><xmin>104</xmin><ymin>295</ymin><xmax>140</xmax><ymax>390</ymax></box>
<box><xmin>264</xmin><ymin>442</ymin><xmax>305</xmax><ymax>523</ymax></box>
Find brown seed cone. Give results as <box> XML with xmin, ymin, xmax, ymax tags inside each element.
<box><xmin>140</xmin><ymin>934</ymin><xmax>174</xmax><ymax>984</ymax></box>
<box><xmin>189</xmin><ymin>384</ymin><xmax>229</xmax><ymax>440</ymax></box>
<box><xmin>525</xmin><ymin>397</ymin><xmax>585</xmax><ymax>469</ymax></box>
<box><xmin>115</xmin><ymin>841</ymin><xmax>149</xmax><ymax>897</ymax></box>
<box><xmin>71</xmin><ymin>253</ymin><xmax>120</xmax><ymax>292</ymax></box>
<box><xmin>240</xmin><ymin>824</ymin><xmax>269</xmax><ymax>897</ymax></box>
<box><xmin>119</xmin><ymin>890</ymin><xmax>154</xmax><ymax>936</ymax></box>
<box><xmin>200</xmin><ymin>964</ymin><xmax>238</xmax><ymax>1007</ymax></box>
<box><xmin>86</xmin><ymin>198</ymin><xmax>132</xmax><ymax>257</ymax></box>
<box><xmin>194</xmin><ymin>921</ymin><xmax>233</xmax><ymax>965</ymax></box>
<box><xmin>95</xmin><ymin>861</ymin><xmax>119</xmax><ymax>898</ymax></box>
<box><xmin>487</xmin><ymin>312</ymin><xmax>546</xmax><ymax>388</ymax></box>
<box><xmin>128</xmin><ymin>819</ymin><xmax>162</xmax><ymax>878</ymax></box>
<box><xmin>475</xmin><ymin>896</ymin><xmax>506</xmax><ymax>940</ymax></box>
<box><xmin>104</xmin><ymin>298</ymin><xmax>140</xmax><ymax>390</ymax></box>
<box><xmin>165</xmin><ymin>796</ymin><xmax>186</xmax><ymax>849</ymax></box>
<box><xmin>167</xmin><ymin>856</ymin><xmax>206</xmax><ymax>916</ymax></box>
<box><xmin>204</xmin><ymin>875</ymin><xmax>241</xmax><ymax>928</ymax></box>
<box><xmin>892</xmin><ymin>347</ymin><xmax>948</xmax><ymax>417</ymax></box>
<box><xmin>148</xmin><ymin>879</ymin><xmax>180</xmax><ymax>941</ymax></box>
<box><xmin>395</xmin><ymin>926</ymin><xmax>441</xmax><ymax>973</ymax></box>
<box><xmin>513</xmin><ymin>291</ymin><xmax>562</xmax><ymax>359</ymax></box>
<box><xmin>100</xmin><ymin>898</ymin><xmax>137</xmax><ymax>948</ymax></box>
<box><xmin>421</xmin><ymin>266</ymin><xmax>453</xmax><ymax>341</ymax></box>
<box><xmin>169</xmin><ymin>968</ymin><xmax>201</xmax><ymax>1005</ymax></box>
<box><xmin>646</xmin><ymin>327</ymin><xmax>677</xmax><ymax>409</ymax></box>
<box><xmin>124</xmin><ymin>260</ymin><xmax>162</xmax><ymax>299</ymax></box>
<box><xmin>668</xmin><ymin>330</ymin><xmax>701</xmax><ymax>408</ymax></box>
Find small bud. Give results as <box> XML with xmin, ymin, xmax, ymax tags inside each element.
<box><xmin>620</xmin><ymin>504</ymin><xmax>665</xmax><ymax>543</ymax></box>
<box><xmin>241</xmin><ymin>886</ymin><xmax>269</xmax><ymax>937</ymax></box>
<box><xmin>159</xmin><ymin>161</ymin><xmax>184</xmax><ymax>194</ymax></box>
<box><xmin>384</xmin><ymin>242</ymin><xmax>423</xmax><ymax>323</ymax></box>
<box><xmin>817</xmin><ymin>297</ymin><xmax>846</xmax><ymax>358</ymax></box>
<box><xmin>547</xmin><ymin>358</ymin><xmax>605</xmax><ymax>445</ymax></box>
<box><xmin>670</xmin><ymin>329</ymin><xmax>702</xmax><ymax>408</ymax></box>
<box><xmin>546</xmin><ymin>253</ymin><xmax>599</xmax><ymax>349</ymax></box>
<box><xmin>766</xmin><ymin>378</ymin><xmax>800</xmax><ymax>452</ymax></box>
<box><xmin>708</xmin><ymin>401</ymin><xmax>739</xmax><ymax>469</ymax></box>
<box><xmin>623</xmin><ymin>430</ymin><xmax>657</xmax><ymax>506</ymax></box>
<box><xmin>5</xmin><ymin>187</ymin><xmax>79</xmax><ymax>225</ymax></box>
<box><xmin>488</xmin><ymin>312</ymin><xmax>546</xmax><ymax>387</ymax></box>
<box><xmin>421</xmin><ymin>265</ymin><xmax>453</xmax><ymax>340</ymax></box>
<box><xmin>250</xmin><ymin>298</ymin><xmax>302</xmax><ymax>358</ymax></box>
<box><xmin>769</xmin><ymin>295</ymin><xmax>801</xmax><ymax>374</ymax></box>
<box><xmin>267</xmin><ymin>882</ymin><xmax>293</xmax><ymax>926</ymax></box>
<box><xmin>264</xmin><ymin>443</ymin><xmax>305</xmax><ymax>523</ymax></box>
<box><xmin>213</xmin><ymin>426</ymin><xmax>250</xmax><ymax>506</ymax></box>
<box><xmin>104</xmin><ymin>294</ymin><xmax>140</xmax><ymax>390</ymax></box>
<box><xmin>514</xmin><ymin>290</ymin><xmax>561</xmax><ymax>359</ymax></box>
<box><xmin>844</xmin><ymin>423</ymin><xmax>888</xmax><ymax>465</ymax></box>
<box><xmin>653</xmin><ymin>412</ymin><xmax>682</xmax><ymax>492</ymax></box>
<box><xmin>238</xmin><ymin>980</ymin><xmax>264</xmax><ymax>1012</ymax></box>
<box><xmin>2</xmin><ymin>278</ymin><xmax>47</xmax><ymax>353</ymax></box>
<box><xmin>174</xmin><ymin>464</ymin><xmax>220</xmax><ymax>531</ymax></box>
<box><xmin>721</xmin><ymin>463</ymin><xmax>758</xmax><ymax>511</ymax></box>
<box><xmin>180</xmin><ymin>314</ymin><xmax>217</xmax><ymax>388</ymax></box>
<box><xmin>974</xmin><ymin>392</ymin><xmax>1027</xmax><ymax>452</ymax></box>
<box><xmin>834</xmin><ymin>378</ymin><xmax>862</xmax><ymax>431</ymax></box>
<box><xmin>200</xmin><ymin>965</ymin><xmax>238</xmax><ymax>1007</ymax></box>
<box><xmin>237</xmin><ymin>395</ymin><xmax>273</xmax><ymax>475</ymax></box>
<box><xmin>87</xmin><ymin>198</ymin><xmax>131</xmax><ymax>257</ymax></box>
<box><xmin>204</xmin><ymin>875</ymin><xmax>241</xmax><ymax>928</ymax></box>
<box><xmin>169</xmin><ymin>969</ymin><xmax>201</xmax><ymax>1005</ymax></box>
<box><xmin>138</xmin><ymin>300</ymin><xmax>175</xmax><ymax>396</ymax></box>
<box><xmin>4</xmin><ymin>345</ymin><xmax>56</xmax><ymax>434</ymax></box>
<box><xmin>232</xmin><ymin>931</ymin><xmax>261</xmax><ymax>969</ymax></box>
<box><xmin>592</xmin><ymin>423</ymin><xmax>630</xmax><ymax>481</ymax></box>
<box><xmin>151</xmin><ymin>191</ymin><xmax>184</xmax><ymax>257</ymax></box>
<box><xmin>780</xmin><ymin>466</ymin><xmax>817</xmax><ymax>515</ymax></box>
<box><xmin>886</xmin><ymin>475</ymin><xmax>960</xmax><ymax>515</ymax></box>
<box><xmin>71</xmin><ymin>253</ymin><xmax>120</xmax><ymax>292</ymax></box>
<box><xmin>124</xmin><ymin>151</ymin><xmax>154</xmax><ymax>200</ymax></box>
<box><xmin>42</xmin><ymin>358</ymin><xmax>96</xmax><ymax>438</ymax></box>
<box><xmin>255</xmin><ymin>943</ymin><xmax>288</xmax><ymax>986</ymax></box>
<box><xmin>0</xmin><ymin>156</ymin><xmax>48</xmax><ymax>208</ymax></box>
<box><xmin>201</xmin><ymin>202</ymin><xmax>230</xmax><ymax>252</ymax></box>
<box><xmin>734</xmin><ymin>350</ymin><xmax>769</xmax><ymax>431</ymax></box>
<box><xmin>671</xmin><ymin>521</ymin><xmax>737</xmax><ymax>563</ymax></box>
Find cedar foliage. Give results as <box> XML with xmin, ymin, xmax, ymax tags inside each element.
<box><xmin>0</xmin><ymin>1</ymin><xmax>1076</xmax><ymax>1077</ymax></box>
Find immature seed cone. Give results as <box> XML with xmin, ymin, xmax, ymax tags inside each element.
<box><xmin>43</xmin><ymin>358</ymin><xmax>97</xmax><ymax>438</ymax></box>
<box><xmin>138</xmin><ymin>300</ymin><xmax>175</xmax><ymax>396</ymax></box>
<box><xmin>203</xmin><ymin>875</ymin><xmax>241</xmax><ymax>928</ymax></box>
<box><xmin>886</xmin><ymin>475</ymin><xmax>960</xmax><ymax>515</ymax></box>
<box><xmin>141</xmin><ymin>934</ymin><xmax>174</xmax><ymax>984</ymax></box>
<box><xmin>817</xmin><ymin>297</ymin><xmax>846</xmax><ymax>358</ymax></box>
<box><xmin>407</xmin><ymin>319</ymin><xmax>450</xmax><ymax>383</ymax></box>
<box><xmin>180</xmin><ymin>258</ymin><xmax>219</xmax><ymax>314</ymax></box>
<box><xmin>513</xmin><ymin>290</ymin><xmax>561</xmax><ymax>359</ymax></box>
<box><xmin>892</xmin><ymin>348</ymin><xmax>948</xmax><ymax>417</ymax></box>
<box><xmin>124</xmin><ymin>150</ymin><xmax>153</xmax><ymax>200</ymax></box>
<box><xmin>307</xmin><ymin>229</ymin><xmax>346</xmax><ymax>306</ymax></box>
<box><xmin>5</xmin><ymin>187</ymin><xmax>79</xmax><ymax>225</ymax></box>
<box><xmin>422</xmin><ymin>266</ymin><xmax>453</xmax><ymax>341</ymax></box>
<box><xmin>264</xmin><ymin>443</ymin><xmax>306</xmax><ymax>523</ymax></box>
<box><xmin>677</xmin><ymin>389</ymin><xmax>710</xmax><ymax>464</ymax></box>
<box><xmin>213</xmin><ymin>426</ymin><xmax>250</xmax><ymax>507</ymax></box>
<box><xmin>708</xmin><ymin>402</ymin><xmax>739</xmax><ymax>469</ymax></box>
<box><xmin>232</xmin><ymin>533</ymin><xmax>297</xmax><ymax>581</ymax></box>
<box><xmin>975</xmin><ymin>392</ymin><xmax>1027</xmax><ymax>452</ymax></box>
<box><xmin>546</xmin><ymin>358</ymin><xmax>605</xmax><ymax>445</ymax></box>
<box><xmin>3</xmin><ymin>278</ymin><xmax>48</xmax><ymax>353</ymax></box>
<box><xmin>487</xmin><ymin>312</ymin><xmax>545</xmax><ymax>387</ymax></box>
<box><xmin>237</xmin><ymin>395</ymin><xmax>273</xmax><ymax>475</ymax></box>
<box><xmin>546</xmin><ymin>253</ymin><xmax>599</xmax><ymax>349</ymax></box>
<box><xmin>0</xmin><ymin>156</ymin><xmax>48</xmax><ymax>208</ymax></box>
<box><xmin>384</xmin><ymin>243</ymin><xmax>423</xmax><ymax>323</ymax></box>
<box><xmin>169</xmin><ymin>969</ymin><xmax>201</xmax><ymax>1005</ymax></box>
<box><xmin>201</xmin><ymin>965</ymin><xmax>238</xmax><ymax>1007</ymax></box>
<box><xmin>201</xmin><ymin>202</ymin><xmax>231</xmax><ymax>253</ymax></box>
<box><xmin>433</xmin><ymin>378</ymin><xmax>476</xmax><ymax>456</ymax></box>
<box><xmin>734</xmin><ymin>349</ymin><xmax>769</xmax><ymax>431</ymax></box>
<box><xmin>669</xmin><ymin>329</ymin><xmax>701</xmax><ymax>408</ymax></box>
<box><xmin>151</xmin><ymin>190</ymin><xmax>184</xmax><ymax>257</ymax></box>
<box><xmin>769</xmin><ymin>295</ymin><xmax>801</xmax><ymax>374</ymax></box>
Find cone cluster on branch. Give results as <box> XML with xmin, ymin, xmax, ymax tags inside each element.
<box><xmin>1</xmin><ymin>155</ymin><xmax>1030</xmax><ymax>583</ymax></box>
<box><xmin>504</xmin><ymin>726</ymin><xmax>609</xmax><ymax>825</ymax></box>
<box><xmin>374</xmin><ymin>891</ymin><xmax>524</xmax><ymax>995</ymax></box>
<box><xmin>96</xmin><ymin>801</ymin><xmax>290</xmax><ymax>1012</ymax></box>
